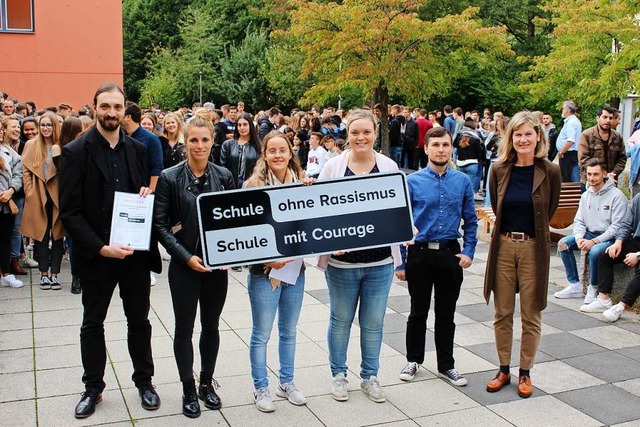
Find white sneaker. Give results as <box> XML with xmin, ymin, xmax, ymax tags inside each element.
<box><xmin>19</xmin><ymin>256</ymin><xmax>38</xmax><ymax>268</ymax></box>
<box><xmin>331</xmin><ymin>373</ymin><xmax>349</xmax><ymax>401</ymax></box>
<box><xmin>554</xmin><ymin>283</ymin><xmax>583</xmax><ymax>299</ymax></box>
<box><xmin>360</xmin><ymin>376</ymin><xmax>386</xmax><ymax>403</ymax></box>
<box><xmin>40</xmin><ymin>276</ymin><xmax>51</xmax><ymax>290</ymax></box>
<box><xmin>49</xmin><ymin>276</ymin><xmax>61</xmax><ymax>290</ymax></box>
<box><xmin>399</xmin><ymin>362</ymin><xmax>419</xmax><ymax>381</ymax></box>
<box><xmin>438</xmin><ymin>369</ymin><xmax>468</xmax><ymax>386</ymax></box>
<box><xmin>1</xmin><ymin>274</ymin><xmax>24</xmax><ymax>288</ymax></box>
<box><xmin>603</xmin><ymin>303</ymin><xmax>625</xmax><ymax>322</ymax></box>
<box><xmin>162</xmin><ymin>253</ymin><xmax>171</xmax><ymax>261</ymax></box>
<box><xmin>275</xmin><ymin>382</ymin><xmax>306</xmax><ymax>406</ymax></box>
<box><xmin>150</xmin><ymin>272</ymin><xmax>157</xmax><ymax>287</ymax></box>
<box><xmin>580</xmin><ymin>297</ymin><xmax>612</xmax><ymax>313</ymax></box>
<box><xmin>254</xmin><ymin>387</ymin><xmax>276</xmax><ymax>412</ymax></box>
<box><xmin>584</xmin><ymin>285</ymin><xmax>598</xmax><ymax>304</ymax></box>
<box><xmin>474</xmin><ymin>193</ymin><xmax>484</xmax><ymax>201</ymax></box>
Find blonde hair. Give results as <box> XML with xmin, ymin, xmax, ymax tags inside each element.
<box><xmin>162</xmin><ymin>112</ymin><xmax>184</xmax><ymax>143</ymax></box>
<box><xmin>346</xmin><ymin>109</ymin><xmax>377</xmax><ymax>134</ymax></box>
<box><xmin>497</xmin><ymin>111</ymin><xmax>548</xmax><ymax>163</ymax></box>
<box><xmin>32</xmin><ymin>112</ymin><xmax>61</xmax><ymax>168</ymax></box>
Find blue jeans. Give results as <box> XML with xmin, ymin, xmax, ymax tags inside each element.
<box><xmin>389</xmin><ymin>146</ymin><xmax>402</xmax><ymax>167</ymax></box>
<box><xmin>11</xmin><ymin>197</ymin><xmax>24</xmax><ymax>259</ymax></box>
<box><xmin>326</xmin><ymin>263</ymin><xmax>393</xmax><ymax>380</ymax></box>
<box><xmin>558</xmin><ymin>232</ymin><xmax>612</xmax><ymax>286</ymax></box>
<box><xmin>457</xmin><ymin>163</ymin><xmax>480</xmax><ymax>193</ymax></box>
<box><xmin>248</xmin><ymin>272</ymin><xmax>305</xmax><ymax>389</ymax></box>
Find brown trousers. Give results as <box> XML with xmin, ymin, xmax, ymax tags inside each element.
<box><xmin>493</xmin><ymin>235</ymin><xmax>542</xmax><ymax>370</ymax></box>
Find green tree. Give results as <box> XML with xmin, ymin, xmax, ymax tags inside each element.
<box><xmin>218</xmin><ymin>29</ymin><xmax>272</xmax><ymax>110</ymax></box>
<box><xmin>140</xmin><ymin>6</ymin><xmax>223</xmax><ymax>108</ymax></box>
<box><xmin>279</xmin><ymin>0</ymin><xmax>511</xmax><ymax>153</ymax></box>
<box><xmin>123</xmin><ymin>0</ymin><xmax>202</xmax><ymax>101</ymax></box>
<box><xmin>524</xmin><ymin>0</ymin><xmax>640</xmax><ymax>117</ymax></box>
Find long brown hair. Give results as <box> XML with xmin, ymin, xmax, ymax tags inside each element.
<box><xmin>244</xmin><ymin>131</ymin><xmax>304</xmax><ymax>187</ymax></box>
<box><xmin>31</xmin><ymin>112</ymin><xmax>61</xmax><ymax>168</ymax></box>
<box><xmin>59</xmin><ymin>116</ymin><xmax>83</xmax><ymax>148</ymax></box>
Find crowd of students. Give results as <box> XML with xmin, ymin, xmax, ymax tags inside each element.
<box><xmin>4</xmin><ymin>86</ymin><xmax>640</xmax><ymax>420</ymax></box>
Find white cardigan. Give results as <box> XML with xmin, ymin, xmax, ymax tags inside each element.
<box><xmin>316</xmin><ymin>150</ymin><xmax>403</xmax><ymax>270</ymax></box>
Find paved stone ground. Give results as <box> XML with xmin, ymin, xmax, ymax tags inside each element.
<box><xmin>3</xmin><ymin>241</ymin><xmax>640</xmax><ymax>426</ymax></box>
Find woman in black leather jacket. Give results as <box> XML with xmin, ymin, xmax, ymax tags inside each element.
<box><xmin>153</xmin><ymin>113</ymin><xmax>235</xmax><ymax>418</ymax></box>
<box><xmin>220</xmin><ymin>112</ymin><xmax>261</xmax><ymax>188</ymax></box>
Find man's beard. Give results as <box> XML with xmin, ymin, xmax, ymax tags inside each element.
<box><xmin>429</xmin><ymin>157</ymin><xmax>448</xmax><ymax>167</ymax></box>
<box><xmin>99</xmin><ymin>116</ymin><xmax>121</xmax><ymax>131</ymax></box>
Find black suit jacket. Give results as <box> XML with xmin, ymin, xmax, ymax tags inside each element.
<box><xmin>59</xmin><ymin>126</ymin><xmax>161</xmax><ymax>280</ymax></box>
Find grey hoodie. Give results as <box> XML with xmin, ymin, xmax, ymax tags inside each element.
<box><xmin>573</xmin><ymin>179</ymin><xmax>628</xmax><ymax>242</ymax></box>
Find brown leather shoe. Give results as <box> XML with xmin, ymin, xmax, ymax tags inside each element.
<box><xmin>486</xmin><ymin>371</ymin><xmax>511</xmax><ymax>392</ymax></box>
<box><xmin>518</xmin><ymin>375</ymin><xmax>533</xmax><ymax>398</ymax></box>
<box><xmin>10</xmin><ymin>259</ymin><xmax>27</xmax><ymax>276</ymax></box>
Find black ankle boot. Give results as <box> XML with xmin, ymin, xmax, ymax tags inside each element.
<box><xmin>182</xmin><ymin>380</ymin><xmax>200</xmax><ymax>418</ymax></box>
<box><xmin>198</xmin><ymin>374</ymin><xmax>221</xmax><ymax>410</ymax></box>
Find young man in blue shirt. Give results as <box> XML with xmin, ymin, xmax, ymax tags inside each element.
<box><xmin>396</xmin><ymin>126</ymin><xmax>478</xmax><ymax>386</ymax></box>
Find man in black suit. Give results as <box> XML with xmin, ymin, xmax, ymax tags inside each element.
<box><xmin>59</xmin><ymin>83</ymin><xmax>161</xmax><ymax>419</ymax></box>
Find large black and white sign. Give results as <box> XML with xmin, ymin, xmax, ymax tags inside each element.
<box><xmin>197</xmin><ymin>171</ymin><xmax>414</xmax><ymax>268</ymax></box>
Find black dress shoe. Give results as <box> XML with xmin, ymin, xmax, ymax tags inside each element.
<box><xmin>138</xmin><ymin>384</ymin><xmax>160</xmax><ymax>410</ymax></box>
<box><xmin>75</xmin><ymin>390</ymin><xmax>102</xmax><ymax>419</ymax></box>
<box><xmin>183</xmin><ymin>391</ymin><xmax>201</xmax><ymax>418</ymax></box>
<box><xmin>198</xmin><ymin>380</ymin><xmax>222</xmax><ymax>410</ymax></box>
<box><xmin>71</xmin><ymin>276</ymin><xmax>81</xmax><ymax>294</ymax></box>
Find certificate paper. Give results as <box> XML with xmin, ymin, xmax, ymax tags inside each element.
<box><xmin>268</xmin><ymin>258</ymin><xmax>304</xmax><ymax>285</ymax></box>
<box><xmin>109</xmin><ymin>191</ymin><xmax>154</xmax><ymax>251</ymax></box>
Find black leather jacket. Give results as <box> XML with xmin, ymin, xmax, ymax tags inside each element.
<box><xmin>153</xmin><ymin>161</ymin><xmax>235</xmax><ymax>265</ymax></box>
<box><xmin>220</xmin><ymin>139</ymin><xmax>260</xmax><ymax>188</ymax></box>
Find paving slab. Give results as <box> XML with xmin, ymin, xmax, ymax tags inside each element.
<box><xmin>563</xmin><ymin>351</ymin><xmax>640</xmax><ymax>383</ymax></box>
<box><xmin>36</xmin><ymin>389</ymin><xmax>130</xmax><ymax>427</ymax></box>
<box><xmin>531</xmin><ymin>360</ymin><xmax>605</xmax><ymax>394</ymax></box>
<box><xmin>0</xmin><ymin>347</ymin><xmax>34</xmax><ymax>373</ymax></box>
<box><xmin>414</xmin><ymin>406</ymin><xmax>513</xmax><ymax>427</ymax></box>
<box><xmin>0</xmin><ymin>370</ymin><xmax>35</xmax><ymax>402</ymax></box>
<box><xmin>0</xmin><ymin>399</ymin><xmax>37</xmax><ymax>426</ymax></box>
<box><xmin>555</xmin><ymin>384</ymin><xmax>640</xmax><ymax>425</ymax></box>
<box><xmin>542</xmin><ymin>310</ymin><xmax>605</xmax><ymax>331</ymax></box>
<box><xmin>223</xmin><ymin>400</ymin><xmax>324</xmax><ymax>427</ymax></box>
<box><xmin>571</xmin><ymin>325</ymin><xmax>640</xmax><ymax>350</ymax></box>
<box><xmin>537</xmin><ymin>331</ymin><xmax>608</xmax><ymax>359</ymax></box>
<box><xmin>489</xmin><ymin>395</ymin><xmax>601</xmax><ymax>426</ymax></box>
<box><xmin>305</xmin><ymin>392</ymin><xmax>408</xmax><ymax>427</ymax></box>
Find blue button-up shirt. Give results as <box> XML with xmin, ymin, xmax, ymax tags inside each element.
<box><xmin>407</xmin><ymin>165</ymin><xmax>478</xmax><ymax>259</ymax></box>
<box><xmin>556</xmin><ymin>114</ymin><xmax>582</xmax><ymax>152</ymax></box>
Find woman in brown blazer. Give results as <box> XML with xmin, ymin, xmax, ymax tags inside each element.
<box><xmin>483</xmin><ymin>111</ymin><xmax>561</xmax><ymax>398</ymax></box>
<box><xmin>21</xmin><ymin>112</ymin><xmax>65</xmax><ymax>290</ymax></box>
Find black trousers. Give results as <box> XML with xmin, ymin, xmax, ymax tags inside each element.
<box><xmin>0</xmin><ymin>212</ymin><xmax>15</xmax><ymax>273</ymax></box>
<box><xmin>34</xmin><ymin>196</ymin><xmax>64</xmax><ymax>274</ymax></box>
<box><xmin>598</xmin><ymin>239</ymin><xmax>640</xmax><ymax>307</ymax></box>
<box><xmin>413</xmin><ymin>147</ymin><xmax>427</xmax><ymax>170</ymax></box>
<box><xmin>80</xmin><ymin>254</ymin><xmax>153</xmax><ymax>392</ymax></box>
<box><xmin>168</xmin><ymin>261</ymin><xmax>228</xmax><ymax>382</ymax></box>
<box><xmin>405</xmin><ymin>242</ymin><xmax>463</xmax><ymax>372</ymax></box>
<box><xmin>559</xmin><ymin>150</ymin><xmax>579</xmax><ymax>182</ymax></box>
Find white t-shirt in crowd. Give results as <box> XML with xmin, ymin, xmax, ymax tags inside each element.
<box><xmin>306</xmin><ymin>146</ymin><xmax>327</xmax><ymax>176</ymax></box>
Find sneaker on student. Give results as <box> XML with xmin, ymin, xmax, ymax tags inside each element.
<box><xmin>399</xmin><ymin>362</ymin><xmax>419</xmax><ymax>381</ymax></box>
<box><xmin>1</xmin><ymin>274</ymin><xmax>24</xmax><ymax>288</ymax></box>
<box><xmin>439</xmin><ymin>369</ymin><xmax>468</xmax><ymax>387</ymax></box>
<box><xmin>254</xmin><ymin>387</ymin><xmax>276</xmax><ymax>413</ymax></box>
<box><xmin>584</xmin><ymin>285</ymin><xmax>598</xmax><ymax>304</ymax></box>
<box><xmin>275</xmin><ymin>382</ymin><xmax>306</xmax><ymax>406</ymax></box>
<box><xmin>331</xmin><ymin>373</ymin><xmax>349</xmax><ymax>401</ymax></box>
<box><xmin>50</xmin><ymin>276</ymin><xmax>62</xmax><ymax>290</ymax></box>
<box><xmin>580</xmin><ymin>297</ymin><xmax>612</xmax><ymax>313</ymax></box>
<box><xmin>603</xmin><ymin>303</ymin><xmax>625</xmax><ymax>322</ymax></box>
<box><xmin>474</xmin><ymin>192</ymin><xmax>484</xmax><ymax>201</ymax></box>
<box><xmin>162</xmin><ymin>253</ymin><xmax>171</xmax><ymax>261</ymax></box>
<box><xmin>554</xmin><ymin>283</ymin><xmax>583</xmax><ymax>299</ymax></box>
<box><xmin>19</xmin><ymin>256</ymin><xmax>38</xmax><ymax>268</ymax></box>
<box><xmin>150</xmin><ymin>272</ymin><xmax>157</xmax><ymax>287</ymax></box>
<box><xmin>360</xmin><ymin>376</ymin><xmax>386</xmax><ymax>403</ymax></box>
<box><xmin>40</xmin><ymin>276</ymin><xmax>52</xmax><ymax>290</ymax></box>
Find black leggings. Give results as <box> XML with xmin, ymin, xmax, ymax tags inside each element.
<box><xmin>0</xmin><ymin>212</ymin><xmax>15</xmax><ymax>274</ymax></box>
<box><xmin>168</xmin><ymin>261</ymin><xmax>228</xmax><ymax>382</ymax></box>
<box><xmin>34</xmin><ymin>196</ymin><xmax>64</xmax><ymax>274</ymax></box>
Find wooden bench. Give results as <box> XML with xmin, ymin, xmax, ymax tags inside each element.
<box><xmin>476</xmin><ymin>182</ymin><xmax>582</xmax><ymax>240</ymax></box>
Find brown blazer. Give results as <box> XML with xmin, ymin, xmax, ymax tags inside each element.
<box><xmin>20</xmin><ymin>140</ymin><xmax>64</xmax><ymax>241</ymax></box>
<box><xmin>483</xmin><ymin>158</ymin><xmax>562</xmax><ymax>311</ymax></box>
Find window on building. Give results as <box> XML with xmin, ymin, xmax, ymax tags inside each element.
<box><xmin>0</xmin><ymin>0</ymin><xmax>34</xmax><ymax>33</ymax></box>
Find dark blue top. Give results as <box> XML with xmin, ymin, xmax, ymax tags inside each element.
<box><xmin>499</xmin><ymin>164</ymin><xmax>535</xmax><ymax>236</ymax></box>
<box><xmin>406</xmin><ymin>165</ymin><xmax>478</xmax><ymax>259</ymax></box>
<box><xmin>131</xmin><ymin>126</ymin><xmax>164</xmax><ymax>184</ymax></box>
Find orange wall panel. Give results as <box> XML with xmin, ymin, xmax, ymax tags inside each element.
<box><xmin>0</xmin><ymin>0</ymin><xmax>123</xmax><ymax>110</ymax></box>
